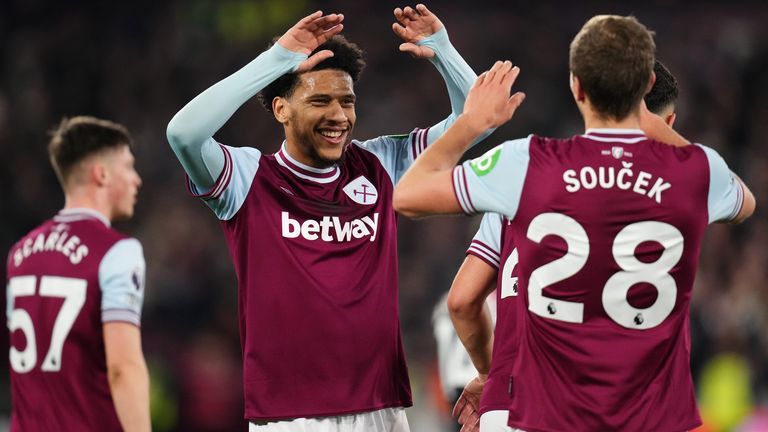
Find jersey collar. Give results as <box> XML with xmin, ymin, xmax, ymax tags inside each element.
<box><xmin>275</xmin><ymin>143</ymin><xmax>341</xmax><ymax>184</ymax></box>
<box><xmin>583</xmin><ymin>128</ymin><xmax>646</xmax><ymax>144</ymax></box>
<box><xmin>54</xmin><ymin>208</ymin><xmax>111</xmax><ymax>227</ymax></box>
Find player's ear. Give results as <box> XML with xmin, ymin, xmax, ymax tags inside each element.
<box><xmin>570</xmin><ymin>73</ymin><xmax>585</xmax><ymax>102</ymax></box>
<box><xmin>273</xmin><ymin>97</ymin><xmax>290</xmax><ymax>125</ymax></box>
<box><xmin>666</xmin><ymin>112</ymin><xmax>677</xmax><ymax>127</ymax></box>
<box><xmin>88</xmin><ymin>158</ymin><xmax>109</xmax><ymax>187</ymax></box>
<box><xmin>646</xmin><ymin>71</ymin><xmax>656</xmax><ymax>95</ymax></box>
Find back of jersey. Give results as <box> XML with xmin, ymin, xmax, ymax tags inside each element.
<box><xmin>453</xmin><ymin>129</ymin><xmax>743</xmax><ymax>431</ymax></box>
<box><xmin>6</xmin><ymin>210</ymin><xmax>130</xmax><ymax>432</ymax></box>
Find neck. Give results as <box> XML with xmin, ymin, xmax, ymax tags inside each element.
<box><xmin>63</xmin><ymin>187</ymin><xmax>112</xmax><ymax>222</ymax></box>
<box><xmin>582</xmin><ymin>108</ymin><xmax>642</xmax><ymax>132</ymax></box>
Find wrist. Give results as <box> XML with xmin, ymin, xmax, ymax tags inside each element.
<box><xmin>457</xmin><ymin>113</ymin><xmax>490</xmax><ymax>136</ymax></box>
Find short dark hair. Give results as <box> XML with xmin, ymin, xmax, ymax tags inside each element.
<box><xmin>48</xmin><ymin>116</ymin><xmax>133</xmax><ymax>187</ymax></box>
<box><xmin>258</xmin><ymin>35</ymin><xmax>366</xmax><ymax>113</ymax></box>
<box><xmin>569</xmin><ymin>15</ymin><xmax>656</xmax><ymax>120</ymax></box>
<box><xmin>644</xmin><ymin>60</ymin><xmax>678</xmax><ymax>115</ymax></box>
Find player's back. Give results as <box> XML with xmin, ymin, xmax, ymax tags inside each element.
<box><xmin>503</xmin><ymin>130</ymin><xmax>729</xmax><ymax>431</ymax></box>
<box><xmin>6</xmin><ymin>209</ymin><xmax>126</xmax><ymax>431</ymax></box>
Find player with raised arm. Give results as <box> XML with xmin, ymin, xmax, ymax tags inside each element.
<box><xmin>394</xmin><ymin>15</ymin><xmax>755</xmax><ymax>432</ymax></box>
<box><xmin>166</xmin><ymin>4</ymin><xmax>487</xmax><ymax>431</ymax></box>
<box><xmin>444</xmin><ymin>59</ymin><xmax>685</xmax><ymax>432</ymax></box>
<box><xmin>6</xmin><ymin>117</ymin><xmax>150</xmax><ymax>432</ymax></box>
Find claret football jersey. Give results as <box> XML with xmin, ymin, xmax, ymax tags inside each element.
<box><xmin>452</xmin><ymin>129</ymin><xmax>743</xmax><ymax>432</ymax></box>
<box><xmin>6</xmin><ymin>208</ymin><xmax>145</xmax><ymax>431</ymax></box>
<box><xmin>187</xmin><ymin>129</ymin><xmax>436</xmax><ymax>420</ymax></box>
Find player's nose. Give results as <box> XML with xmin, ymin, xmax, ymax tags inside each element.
<box><xmin>326</xmin><ymin>100</ymin><xmax>347</xmax><ymax>121</ymax></box>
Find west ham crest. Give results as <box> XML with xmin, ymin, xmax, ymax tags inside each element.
<box><xmin>343</xmin><ymin>176</ymin><xmax>378</xmax><ymax>205</ymax></box>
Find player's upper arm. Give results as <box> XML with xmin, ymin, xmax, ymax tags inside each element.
<box><xmin>104</xmin><ymin>322</ymin><xmax>145</xmax><ymax>369</ymax></box>
<box><xmin>699</xmin><ymin>144</ymin><xmax>755</xmax><ymax>224</ymax></box>
<box><xmin>186</xmin><ymin>144</ymin><xmax>262</xmax><ymax>220</ymax></box>
<box><xmin>453</xmin><ymin>137</ymin><xmax>532</xmax><ymax>218</ymax></box>
<box><xmin>99</xmin><ymin>239</ymin><xmax>146</xmax><ymax>327</ymax></box>
<box><xmin>466</xmin><ymin>213</ymin><xmax>504</xmax><ymax>269</ymax></box>
<box><xmin>447</xmin><ymin>255</ymin><xmax>497</xmax><ymax>318</ymax></box>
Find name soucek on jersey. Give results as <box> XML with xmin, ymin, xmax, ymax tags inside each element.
<box><xmin>187</xmin><ymin>129</ymin><xmax>435</xmax><ymax>420</ymax></box>
<box><xmin>6</xmin><ymin>209</ymin><xmax>145</xmax><ymax>432</ymax></box>
<box><xmin>452</xmin><ymin>129</ymin><xmax>744</xmax><ymax>432</ymax></box>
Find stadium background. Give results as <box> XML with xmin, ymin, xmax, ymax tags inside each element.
<box><xmin>0</xmin><ymin>0</ymin><xmax>766</xmax><ymax>430</ymax></box>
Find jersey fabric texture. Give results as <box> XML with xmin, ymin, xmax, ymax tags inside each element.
<box><xmin>187</xmin><ymin>133</ymin><xmax>436</xmax><ymax>420</ymax></box>
<box><xmin>6</xmin><ymin>208</ymin><xmax>145</xmax><ymax>432</ymax></box>
<box><xmin>451</xmin><ymin>129</ymin><xmax>742</xmax><ymax>432</ymax></box>
<box><xmin>168</xmin><ymin>22</ymin><xmax>481</xmax><ymax>422</ymax></box>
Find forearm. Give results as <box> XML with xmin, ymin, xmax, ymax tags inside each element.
<box><xmin>167</xmin><ymin>44</ymin><xmax>305</xmax><ymax>186</ymax></box>
<box><xmin>109</xmin><ymin>361</ymin><xmax>151</xmax><ymax>432</ymax></box>
<box><xmin>421</xmin><ymin>30</ymin><xmax>493</xmax><ymax>146</ymax></box>
<box><xmin>394</xmin><ymin>114</ymin><xmax>484</xmax><ymax>215</ymax></box>
<box><xmin>420</xmin><ymin>28</ymin><xmax>475</xmax><ymax>114</ymax></box>
<box><xmin>640</xmin><ymin>112</ymin><xmax>689</xmax><ymax>147</ymax></box>
<box><xmin>452</xmin><ymin>306</ymin><xmax>494</xmax><ymax>375</ymax></box>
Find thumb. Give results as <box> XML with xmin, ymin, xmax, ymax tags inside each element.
<box><xmin>399</xmin><ymin>43</ymin><xmax>434</xmax><ymax>58</ymax></box>
<box><xmin>297</xmin><ymin>49</ymin><xmax>334</xmax><ymax>72</ymax></box>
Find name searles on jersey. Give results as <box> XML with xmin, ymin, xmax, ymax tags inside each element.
<box><xmin>12</xmin><ymin>228</ymin><xmax>89</xmax><ymax>267</ymax></box>
<box><xmin>562</xmin><ymin>162</ymin><xmax>672</xmax><ymax>203</ymax></box>
<box><xmin>281</xmin><ymin>212</ymin><xmax>380</xmax><ymax>242</ymax></box>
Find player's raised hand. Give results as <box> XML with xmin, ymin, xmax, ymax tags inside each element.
<box><xmin>277</xmin><ymin>11</ymin><xmax>344</xmax><ymax>72</ymax></box>
<box><xmin>463</xmin><ymin>61</ymin><xmax>526</xmax><ymax>131</ymax></box>
<box><xmin>392</xmin><ymin>4</ymin><xmax>443</xmax><ymax>58</ymax></box>
<box><xmin>452</xmin><ymin>375</ymin><xmax>486</xmax><ymax>432</ymax></box>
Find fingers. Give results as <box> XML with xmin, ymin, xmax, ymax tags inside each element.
<box><xmin>317</xmin><ymin>23</ymin><xmax>343</xmax><ymax>43</ymax></box>
<box><xmin>392</xmin><ymin>22</ymin><xmax>408</xmax><ymax>39</ymax></box>
<box><xmin>298</xmin><ymin>10</ymin><xmax>323</xmax><ymax>26</ymax></box>
<box><xmin>507</xmin><ymin>91</ymin><xmax>527</xmax><ymax>113</ymax></box>
<box><xmin>398</xmin><ymin>43</ymin><xmax>435</xmax><ymax>58</ymax></box>
<box><xmin>297</xmin><ymin>49</ymin><xmax>335</xmax><ymax>72</ymax></box>
<box><xmin>306</xmin><ymin>13</ymin><xmax>344</xmax><ymax>32</ymax></box>
<box><xmin>394</xmin><ymin>5</ymin><xmax>422</xmax><ymax>23</ymax></box>
<box><xmin>415</xmin><ymin>4</ymin><xmax>432</xmax><ymax>16</ymax></box>
<box><xmin>452</xmin><ymin>394</ymin><xmax>468</xmax><ymax>418</ymax></box>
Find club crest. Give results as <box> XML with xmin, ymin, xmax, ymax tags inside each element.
<box><xmin>343</xmin><ymin>176</ymin><xmax>378</xmax><ymax>205</ymax></box>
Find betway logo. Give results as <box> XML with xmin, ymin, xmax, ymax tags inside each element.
<box><xmin>281</xmin><ymin>212</ymin><xmax>379</xmax><ymax>242</ymax></box>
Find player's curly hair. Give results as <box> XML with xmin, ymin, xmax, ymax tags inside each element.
<box><xmin>258</xmin><ymin>35</ymin><xmax>366</xmax><ymax>113</ymax></box>
<box><xmin>644</xmin><ymin>60</ymin><xmax>678</xmax><ymax>115</ymax></box>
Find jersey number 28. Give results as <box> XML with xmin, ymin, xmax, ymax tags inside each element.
<box><xmin>502</xmin><ymin>212</ymin><xmax>683</xmax><ymax>330</ymax></box>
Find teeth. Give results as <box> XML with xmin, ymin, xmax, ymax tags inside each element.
<box><xmin>320</xmin><ymin>130</ymin><xmax>343</xmax><ymax>138</ymax></box>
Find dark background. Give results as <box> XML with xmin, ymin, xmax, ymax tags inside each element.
<box><xmin>1</xmin><ymin>1</ymin><xmax>766</xmax><ymax>431</ymax></box>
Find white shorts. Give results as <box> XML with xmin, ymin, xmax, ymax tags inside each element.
<box><xmin>480</xmin><ymin>410</ymin><xmax>526</xmax><ymax>432</ymax></box>
<box><xmin>248</xmin><ymin>407</ymin><xmax>410</xmax><ymax>432</ymax></box>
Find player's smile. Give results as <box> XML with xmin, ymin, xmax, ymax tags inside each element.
<box><xmin>317</xmin><ymin>127</ymin><xmax>349</xmax><ymax>146</ymax></box>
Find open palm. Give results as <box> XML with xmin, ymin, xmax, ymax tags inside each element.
<box><xmin>277</xmin><ymin>11</ymin><xmax>345</xmax><ymax>72</ymax></box>
<box><xmin>392</xmin><ymin>4</ymin><xmax>444</xmax><ymax>58</ymax></box>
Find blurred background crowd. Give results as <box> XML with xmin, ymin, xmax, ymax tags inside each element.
<box><xmin>1</xmin><ymin>0</ymin><xmax>766</xmax><ymax>431</ymax></box>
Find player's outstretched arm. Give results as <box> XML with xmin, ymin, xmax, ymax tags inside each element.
<box><xmin>166</xmin><ymin>11</ymin><xmax>343</xmax><ymax>189</ymax></box>
<box><xmin>104</xmin><ymin>322</ymin><xmax>150</xmax><ymax>432</ymax></box>
<box><xmin>394</xmin><ymin>61</ymin><xmax>525</xmax><ymax>217</ymax></box>
<box><xmin>392</xmin><ymin>4</ymin><xmax>492</xmax><ymax>147</ymax></box>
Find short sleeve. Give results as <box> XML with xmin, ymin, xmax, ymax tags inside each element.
<box><xmin>452</xmin><ymin>136</ymin><xmax>532</xmax><ymax>218</ymax></box>
<box><xmin>698</xmin><ymin>144</ymin><xmax>744</xmax><ymax>223</ymax></box>
<box><xmin>99</xmin><ymin>238</ymin><xmax>145</xmax><ymax>326</ymax></box>
<box><xmin>466</xmin><ymin>213</ymin><xmax>504</xmax><ymax>269</ymax></box>
<box><xmin>186</xmin><ymin>142</ymin><xmax>262</xmax><ymax>220</ymax></box>
<box><xmin>353</xmin><ymin>129</ymin><xmax>425</xmax><ymax>185</ymax></box>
